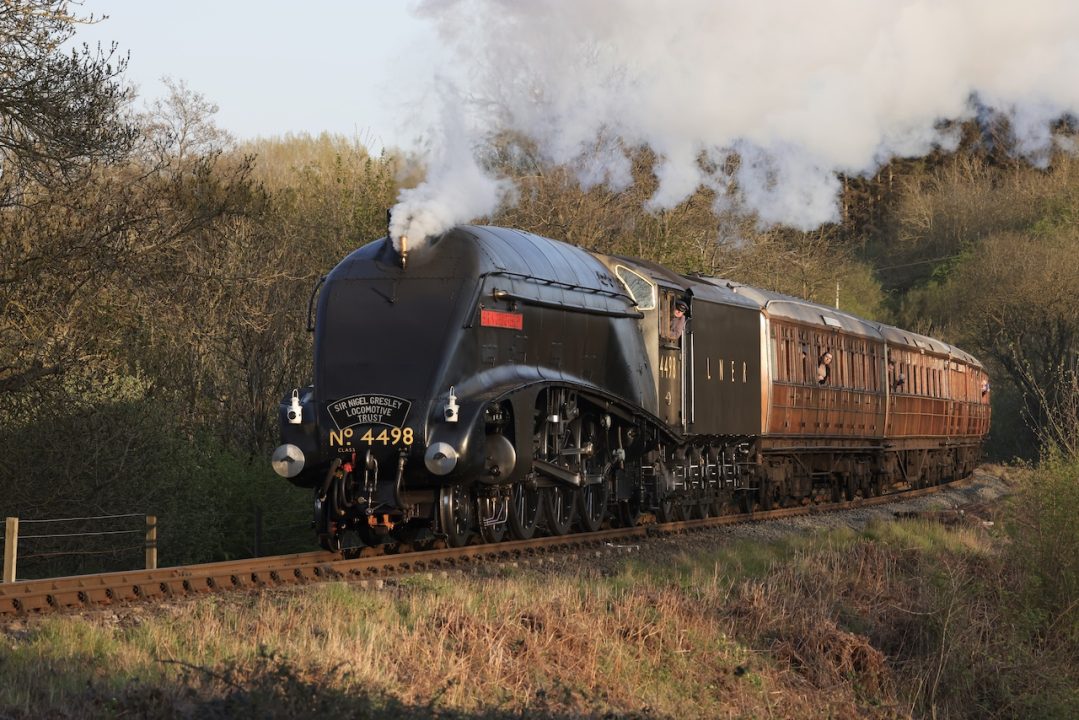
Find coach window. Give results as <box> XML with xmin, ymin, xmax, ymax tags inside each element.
<box><xmin>614</xmin><ymin>266</ymin><xmax>656</xmax><ymax>311</ymax></box>
<box><xmin>780</xmin><ymin>341</ymin><xmax>788</xmax><ymax>382</ymax></box>
<box><xmin>868</xmin><ymin>351</ymin><xmax>875</xmax><ymax>392</ymax></box>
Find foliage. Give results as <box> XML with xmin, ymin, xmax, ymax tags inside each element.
<box><xmin>0</xmin><ymin>0</ymin><xmax>135</xmax><ymax>208</ymax></box>
<box><xmin>3</xmin><ymin>5</ymin><xmax>1078</xmax><ymax>574</ymax></box>
<box><xmin>888</xmin><ymin>153</ymin><xmax>1079</xmax><ymax>455</ymax></box>
<box><xmin>1006</xmin><ymin>455</ymin><xmax>1079</xmax><ymax>639</ymax></box>
<box><xmin>0</xmin><ymin>371</ymin><xmax>312</xmax><ymax>576</ymax></box>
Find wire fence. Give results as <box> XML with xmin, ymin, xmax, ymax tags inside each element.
<box><xmin>2</xmin><ymin>513</ymin><xmax>156</xmax><ymax>582</ymax></box>
<box><xmin>3</xmin><ymin>503</ymin><xmax>318</xmax><ymax>581</ymax></box>
<box><xmin>250</xmin><ymin>506</ymin><xmax>316</xmax><ymax>557</ymax></box>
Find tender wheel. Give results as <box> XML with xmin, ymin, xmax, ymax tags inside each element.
<box><xmin>439</xmin><ymin>484</ymin><xmax>474</xmax><ymax>547</ymax></box>
<box><xmin>697</xmin><ymin>490</ymin><xmax>714</xmax><ymax>519</ymax></box>
<box><xmin>543</xmin><ymin>486</ymin><xmax>576</xmax><ymax>535</ymax></box>
<box><xmin>738</xmin><ymin>487</ymin><xmax>754</xmax><ymax>514</ymax></box>
<box><xmin>576</xmin><ymin>480</ymin><xmax>608</xmax><ymax>532</ymax></box>
<box><xmin>759</xmin><ymin>479</ymin><xmax>774</xmax><ymax>511</ymax></box>
<box><xmin>711</xmin><ymin>489</ymin><xmax>731</xmax><ymax>517</ymax></box>
<box><xmin>674</xmin><ymin>497</ymin><xmax>695</xmax><ymax>521</ymax></box>
<box><xmin>508</xmin><ymin>480</ymin><xmax>541</xmax><ymax>540</ymax></box>
<box><xmin>655</xmin><ymin>496</ymin><xmax>677</xmax><ymax>523</ymax></box>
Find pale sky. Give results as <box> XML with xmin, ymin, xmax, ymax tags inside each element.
<box><xmin>74</xmin><ymin>1</ymin><xmax>441</xmax><ymax>151</ymax></box>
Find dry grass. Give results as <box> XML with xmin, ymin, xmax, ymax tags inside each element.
<box><xmin>1</xmin><ymin>508</ymin><xmax>1072</xmax><ymax>719</ymax></box>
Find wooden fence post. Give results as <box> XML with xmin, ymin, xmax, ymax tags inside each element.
<box><xmin>145</xmin><ymin>515</ymin><xmax>157</xmax><ymax>570</ymax></box>
<box><xmin>3</xmin><ymin>517</ymin><xmax>17</xmax><ymax>583</ymax></box>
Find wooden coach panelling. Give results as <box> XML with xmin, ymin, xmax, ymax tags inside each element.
<box><xmin>886</xmin><ymin>346</ymin><xmax>991</xmax><ymax>440</ymax></box>
<box><xmin>766</xmin><ymin>320</ymin><xmax>886</xmax><ymax>440</ymax></box>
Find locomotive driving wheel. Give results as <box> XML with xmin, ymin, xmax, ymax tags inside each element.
<box><xmin>655</xmin><ymin>496</ymin><xmax>677</xmax><ymax>523</ymax></box>
<box><xmin>543</xmin><ymin>486</ymin><xmax>577</xmax><ymax>535</ymax></box>
<box><xmin>577</xmin><ymin>480</ymin><xmax>608</xmax><ymax>532</ymax></box>
<box><xmin>508</xmin><ymin>479</ymin><xmax>541</xmax><ymax>539</ymax></box>
<box><xmin>535</xmin><ymin>388</ymin><xmax>584</xmax><ymax>536</ymax></box>
<box><xmin>439</xmin><ymin>484</ymin><xmax>474</xmax><ymax>547</ymax></box>
<box><xmin>576</xmin><ymin>419</ymin><xmax>609</xmax><ymax>532</ymax></box>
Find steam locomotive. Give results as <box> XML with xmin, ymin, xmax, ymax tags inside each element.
<box><xmin>271</xmin><ymin>225</ymin><xmax>990</xmax><ymax>551</ymax></box>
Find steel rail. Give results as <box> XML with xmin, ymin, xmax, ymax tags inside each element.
<box><xmin>0</xmin><ymin>479</ymin><xmax>966</xmax><ymax>617</ymax></box>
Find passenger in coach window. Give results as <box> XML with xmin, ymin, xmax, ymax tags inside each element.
<box><xmin>670</xmin><ymin>299</ymin><xmax>688</xmax><ymax>339</ymax></box>
<box><xmin>888</xmin><ymin>359</ymin><xmax>905</xmax><ymax>391</ymax></box>
<box><xmin>817</xmin><ymin>350</ymin><xmax>833</xmax><ymax>385</ymax></box>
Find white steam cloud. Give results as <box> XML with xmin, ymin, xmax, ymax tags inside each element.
<box><xmin>390</xmin><ymin>0</ymin><xmax>1079</xmax><ymax>242</ymax></box>
<box><xmin>389</xmin><ymin>89</ymin><xmax>511</xmax><ymax>251</ymax></box>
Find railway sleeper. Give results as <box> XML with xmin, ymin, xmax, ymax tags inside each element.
<box><xmin>11</xmin><ymin>593</ymin><xmax>51</xmax><ymax>613</ymax></box>
<box><xmin>163</xmin><ymin>579</ymin><xmax>189</xmax><ymax>595</ymax></box>
<box><xmin>109</xmin><ymin>585</ymin><xmax>140</xmax><ymax>602</ymax></box>
<box><xmin>181</xmin><ymin>577</ymin><xmax>217</xmax><ymax>594</ymax></box>
<box><xmin>45</xmin><ymin>590</ymin><xmax>85</xmax><ymax>609</ymax></box>
<box><xmin>144</xmin><ymin>582</ymin><xmax>169</xmax><ymax>599</ymax></box>
<box><xmin>81</xmin><ymin>587</ymin><xmax>114</xmax><ymax>606</ymax></box>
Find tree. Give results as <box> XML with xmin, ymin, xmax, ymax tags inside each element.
<box><xmin>0</xmin><ymin>0</ymin><xmax>137</xmax><ymax>397</ymax></box>
<box><xmin>139</xmin><ymin>77</ymin><xmax>234</xmax><ymax>168</ymax></box>
<box><xmin>895</xmin><ymin>152</ymin><xmax>1079</xmax><ymax>455</ymax></box>
<box><xmin>0</xmin><ymin>1</ymin><xmax>134</xmax><ymax>206</ymax></box>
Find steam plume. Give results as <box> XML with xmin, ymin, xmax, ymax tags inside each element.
<box><xmin>389</xmin><ymin>88</ymin><xmax>511</xmax><ymax>250</ymax></box>
<box><xmin>390</xmin><ymin>0</ymin><xmax>1079</xmax><ymax>241</ymax></box>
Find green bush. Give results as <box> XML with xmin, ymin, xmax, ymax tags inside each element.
<box><xmin>0</xmin><ymin>374</ymin><xmax>313</xmax><ymax>578</ymax></box>
<box><xmin>1006</xmin><ymin>454</ymin><xmax>1079</xmax><ymax>641</ymax></box>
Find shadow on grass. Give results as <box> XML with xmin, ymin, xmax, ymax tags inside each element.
<box><xmin>0</xmin><ymin>651</ymin><xmax>659</xmax><ymax>720</ymax></box>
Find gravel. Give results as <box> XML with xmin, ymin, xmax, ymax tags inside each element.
<box><xmin>517</xmin><ymin>467</ymin><xmax>1014</xmax><ymax>577</ymax></box>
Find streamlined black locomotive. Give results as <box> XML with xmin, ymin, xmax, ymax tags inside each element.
<box><xmin>272</xmin><ymin>225</ymin><xmax>990</xmax><ymax>551</ymax></box>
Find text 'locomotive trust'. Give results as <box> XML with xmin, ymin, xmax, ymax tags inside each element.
<box><xmin>328</xmin><ymin>394</ymin><xmax>411</xmax><ymax>429</ymax></box>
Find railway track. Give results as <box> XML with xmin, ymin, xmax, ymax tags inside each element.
<box><xmin>0</xmin><ymin>480</ymin><xmax>966</xmax><ymax>617</ymax></box>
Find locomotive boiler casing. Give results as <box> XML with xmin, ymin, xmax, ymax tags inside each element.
<box><xmin>277</xmin><ymin>225</ymin><xmax>657</xmax><ymax>497</ymax></box>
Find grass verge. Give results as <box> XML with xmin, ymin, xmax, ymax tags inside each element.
<box><xmin>1</xmin><ymin>469</ymin><xmax>1076</xmax><ymax>719</ymax></box>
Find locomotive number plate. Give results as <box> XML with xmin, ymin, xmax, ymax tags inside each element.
<box><xmin>328</xmin><ymin>394</ymin><xmax>413</xmax><ymax>450</ymax></box>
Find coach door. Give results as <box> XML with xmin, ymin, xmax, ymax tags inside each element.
<box><xmin>658</xmin><ymin>289</ymin><xmax>686</xmax><ymax>430</ymax></box>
